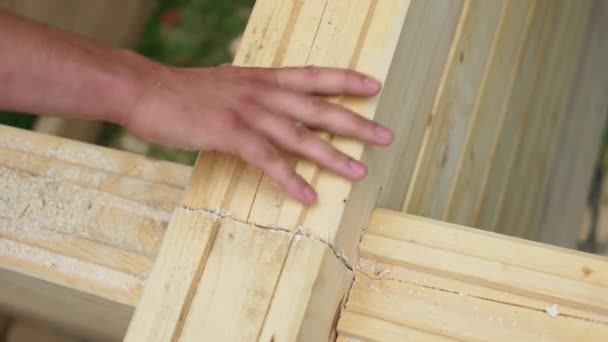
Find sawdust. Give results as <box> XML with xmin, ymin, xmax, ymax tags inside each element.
<box><xmin>0</xmin><ymin>166</ymin><xmax>170</xmax><ymax>256</ymax></box>
<box><xmin>0</xmin><ymin>133</ymin><xmax>118</xmax><ymax>172</ymax></box>
<box><xmin>546</xmin><ymin>304</ymin><xmax>560</xmax><ymax>318</ymax></box>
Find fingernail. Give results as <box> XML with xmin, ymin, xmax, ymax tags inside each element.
<box><xmin>375</xmin><ymin>125</ymin><xmax>393</xmax><ymax>143</ymax></box>
<box><xmin>364</xmin><ymin>77</ymin><xmax>381</xmax><ymax>92</ymax></box>
<box><xmin>301</xmin><ymin>185</ymin><xmax>317</xmax><ymax>203</ymax></box>
<box><xmin>348</xmin><ymin>159</ymin><xmax>367</xmax><ymax>178</ymax></box>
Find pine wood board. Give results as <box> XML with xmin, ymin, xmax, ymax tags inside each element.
<box><xmin>445</xmin><ymin>0</ymin><xmax>536</xmax><ymax>225</ymax></box>
<box><xmin>3</xmin><ymin>124</ymin><xmax>608</xmax><ymax>340</ymax></box>
<box><xmin>0</xmin><ymin>124</ymin><xmax>189</xmax><ymax>340</ymax></box>
<box><xmin>339</xmin><ymin>209</ymin><xmax>608</xmax><ymax>341</ymax></box>
<box><xmin>399</xmin><ymin>0</ymin><xmax>605</xmax><ymax>250</ymax></box>
<box><xmin>125</xmin><ymin>0</ymin><xmax>464</xmax><ymax>340</ymax></box>
<box><xmin>537</xmin><ymin>0</ymin><xmax>608</xmax><ymax>248</ymax></box>
<box><xmin>474</xmin><ymin>0</ymin><xmax>556</xmax><ymax>231</ymax></box>
<box><xmin>405</xmin><ymin>0</ymin><xmax>504</xmax><ymax>217</ymax></box>
<box><xmin>495</xmin><ymin>0</ymin><xmax>592</xmax><ymax>239</ymax></box>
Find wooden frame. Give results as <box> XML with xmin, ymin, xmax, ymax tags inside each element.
<box><xmin>1</xmin><ymin>0</ymin><xmax>608</xmax><ymax>341</ymax></box>
<box><xmin>2</xmin><ymin>126</ymin><xmax>608</xmax><ymax>340</ymax></box>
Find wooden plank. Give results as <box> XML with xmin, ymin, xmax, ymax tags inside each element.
<box><xmin>364</xmin><ymin>210</ymin><xmax>608</xmax><ymax>316</ymax></box>
<box><xmin>369</xmin><ymin>209</ymin><xmax>608</xmax><ymax>287</ymax></box>
<box><xmin>0</xmin><ymin>124</ymin><xmax>191</xmax><ymax>188</ymax></box>
<box><xmin>445</xmin><ymin>0</ymin><xmax>536</xmax><ymax>225</ymax></box>
<box><xmin>340</xmin><ymin>209</ymin><xmax>608</xmax><ymax>341</ymax></box>
<box><xmin>497</xmin><ymin>0</ymin><xmax>593</xmax><ymax>239</ymax></box>
<box><xmin>345</xmin><ymin>259</ymin><xmax>608</xmax><ymax>341</ymax></box>
<box><xmin>522</xmin><ymin>0</ymin><xmax>594</xmax><ymax>241</ymax></box>
<box><xmin>536</xmin><ymin>0</ymin><xmax>608</xmax><ymax>248</ymax></box>
<box><xmin>124</xmin><ymin>1</ymin><xmax>463</xmax><ymax>340</ymax></box>
<box><xmin>0</xmin><ymin>125</ymin><xmax>190</xmax><ymax>340</ymax></box>
<box><xmin>337</xmin><ymin>311</ymin><xmax>453</xmax><ymax>342</ymax></box>
<box><xmin>405</xmin><ymin>0</ymin><xmax>504</xmax><ymax>218</ymax></box>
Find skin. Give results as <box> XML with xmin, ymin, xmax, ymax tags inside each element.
<box><xmin>0</xmin><ymin>11</ymin><xmax>394</xmax><ymax>204</ymax></box>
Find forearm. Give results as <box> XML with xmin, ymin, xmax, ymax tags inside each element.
<box><xmin>0</xmin><ymin>10</ymin><xmax>151</xmax><ymax>124</ymax></box>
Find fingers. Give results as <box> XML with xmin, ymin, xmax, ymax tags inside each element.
<box><xmin>231</xmin><ymin>131</ymin><xmax>317</xmax><ymax>204</ymax></box>
<box><xmin>242</xmin><ymin>66</ymin><xmax>382</xmax><ymax>96</ymax></box>
<box><xmin>240</xmin><ymin>103</ymin><xmax>369</xmax><ymax>181</ymax></box>
<box><xmin>257</xmin><ymin>89</ymin><xmax>393</xmax><ymax>146</ymax></box>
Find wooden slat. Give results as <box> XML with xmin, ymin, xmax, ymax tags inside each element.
<box><xmin>405</xmin><ymin>0</ymin><xmax>504</xmax><ymax>217</ymax></box>
<box><xmin>536</xmin><ymin>0</ymin><xmax>608</xmax><ymax>247</ymax></box>
<box><xmin>345</xmin><ymin>263</ymin><xmax>608</xmax><ymax>341</ymax></box>
<box><xmin>124</xmin><ymin>0</ymin><xmax>464</xmax><ymax>340</ymax></box>
<box><xmin>365</xmin><ymin>210</ymin><xmax>608</xmax><ymax>315</ymax></box>
<box><xmin>0</xmin><ymin>125</ymin><xmax>190</xmax><ymax>340</ymax></box>
<box><xmin>368</xmin><ymin>209</ymin><xmax>608</xmax><ymax>287</ymax></box>
<box><xmin>445</xmin><ymin>0</ymin><xmax>536</xmax><ymax>225</ymax></box>
<box><xmin>519</xmin><ymin>0</ymin><xmax>593</xmax><ymax>241</ymax></box>
<box><xmin>397</xmin><ymin>0</ymin><xmax>604</xmax><ymax>250</ymax></box>
<box><xmin>495</xmin><ymin>0</ymin><xmax>593</xmax><ymax>239</ymax></box>
<box><xmin>0</xmin><ymin>124</ymin><xmax>191</xmax><ymax>188</ymax></box>
<box><xmin>475</xmin><ymin>0</ymin><xmax>556</xmax><ymax>231</ymax></box>
<box><xmin>337</xmin><ymin>311</ymin><xmax>453</xmax><ymax>342</ymax></box>
<box><xmin>340</xmin><ymin>209</ymin><xmax>608</xmax><ymax>341</ymax></box>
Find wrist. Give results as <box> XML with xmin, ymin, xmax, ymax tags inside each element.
<box><xmin>105</xmin><ymin>48</ymin><xmax>166</xmax><ymax>127</ymax></box>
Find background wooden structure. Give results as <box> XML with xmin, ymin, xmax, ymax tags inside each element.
<box><xmin>400</xmin><ymin>0</ymin><xmax>608</xmax><ymax>249</ymax></box>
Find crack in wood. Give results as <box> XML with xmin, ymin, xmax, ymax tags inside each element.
<box><xmin>180</xmin><ymin>205</ymin><xmax>354</xmax><ymax>271</ymax></box>
<box><xmin>356</xmin><ymin>271</ymin><xmax>608</xmax><ymax>326</ymax></box>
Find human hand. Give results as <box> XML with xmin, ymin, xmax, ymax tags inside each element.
<box><xmin>125</xmin><ymin>63</ymin><xmax>393</xmax><ymax>204</ymax></box>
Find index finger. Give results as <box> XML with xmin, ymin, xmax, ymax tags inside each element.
<box><xmin>263</xmin><ymin>66</ymin><xmax>382</xmax><ymax>96</ymax></box>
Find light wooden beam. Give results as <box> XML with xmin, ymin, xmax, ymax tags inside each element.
<box><xmin>0</xmin><ymin>124</ymin><xmax>190</xmax><ymax>340</ymax></box>
<box><xmin>339</xmin><ymin>209</ymin><xmax>608</xmax><ymax>340</ymax></box>
<box><xmin>125</xmin><ymin>1</ymin><xmax>463</xmax><ymax>341</ymax></box>
<box><xmin>2</xmin><ymin>124</ymin><xmax>607</xmax><ymax>340</ymax></box>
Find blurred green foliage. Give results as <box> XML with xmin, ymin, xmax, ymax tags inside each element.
<box><xmin>114</xmin><ymin>0</ymin><xmax>255</xmax><ymax>164</ymax></box>
<box><xmin>137</xmin><ymin>0</ymin><xmax>253</xmax><ymax>67</ymax></box>
<box><xmin>0</xmin><ymin>111</ymin><xmax>37</xmax><ymax>129</ymax></box>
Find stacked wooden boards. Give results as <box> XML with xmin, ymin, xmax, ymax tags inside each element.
<box><xmin>338</xmin><ymin>209</ymin><xmax>608</xmax><ymax>341</ymax></box>
<box><xmin>1</xmin><ymin>0</ymin><xmax>608</xmax><ymax>340</ymax></box>
<box><xmin>401</xmin><ymin>0</ymin><xmax>608</xmax><ymax>248</ymax></box>
<box><xmin>3</xmin><ymin>125</ymin><xmax>608</xmax><ymax>341</ymax></box>
<box><xmin>0</xmin><ymin>124</ymin><xmax>190</xmax><ymax>340</ymax></box>
<box><xmin>124</xmin><ymin>0</ymin><xmax>608</xmax><ymax>340</ymax></box>
<box><xmin>124</xmin><ymin>0</ymin><xmax>466</xmax><ymax>340</ymax></box>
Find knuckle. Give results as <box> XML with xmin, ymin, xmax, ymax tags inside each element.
<box><xmin>252</xmin><ymin>145</ymin><xmax>280</xmax><ymax>165</ymax></box>
<box><xmin>310</xmin><ymin>97</ymin><xmax>324</xmax><ymax>111</ymax></box>
<box><xmin>291</xmin><ymin>122</ymin><xmax>310</xmax><ymax>144</ymax></box>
